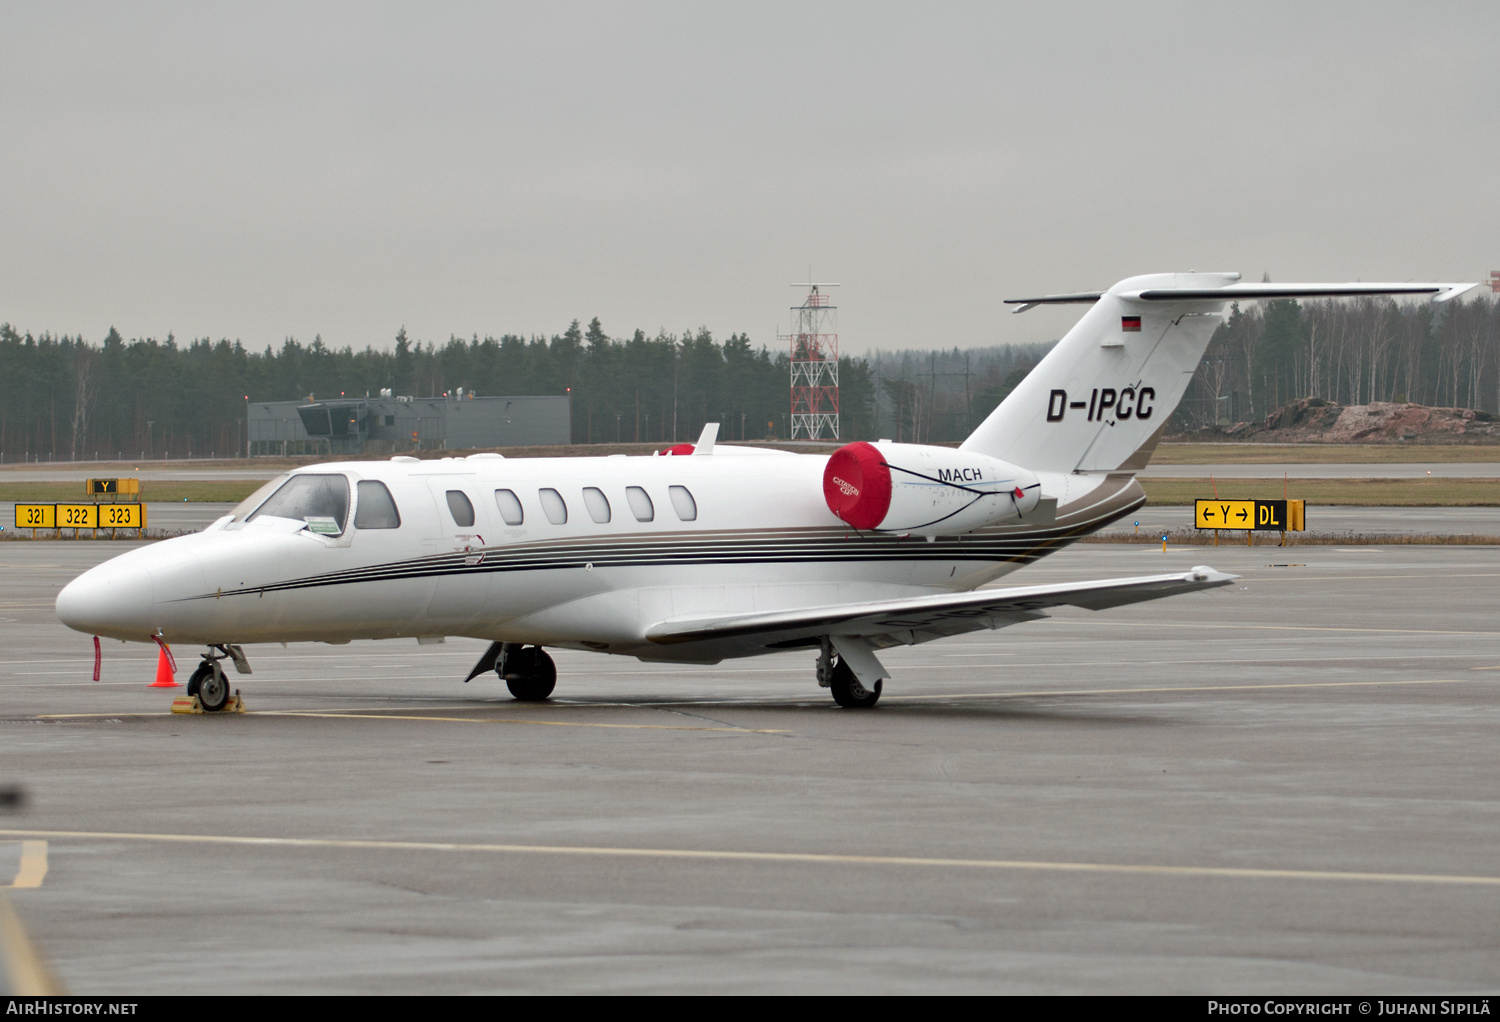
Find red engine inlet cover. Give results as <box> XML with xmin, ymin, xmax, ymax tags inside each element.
<box><xmin>823</xmin><ymin>442</ymin><xmax>892</xmax><ymax>529</ymax></box>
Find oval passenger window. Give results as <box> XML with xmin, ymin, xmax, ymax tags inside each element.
<box><xmin>446</xmin><ymin>490</ymin><xmax>475</xmax><ymax>527</ymax></box>
<box><xmin>494</xmin><ymin>489</ymin><xmax>524</xmax><ymax>526</ymax></box>
<box><xmin>668</xmin><ymin>485</ymin><xmax>697</xmax><ymax>521</ymax></box>
<box><xmin>625</xmin><ymin>486</ymin><xmax>654</xmax><ymax>522</ymax></box>
<box><xmin>539</xmin><ymin>488</ymin><xmax>568</xmax><ymax>525</ymax></box>
<box><xmin>582</xmin><ymin>487</ymin><xmax>611</xmax><ymax>524</ymax></box>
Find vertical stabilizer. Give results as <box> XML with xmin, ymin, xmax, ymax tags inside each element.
<box><xmin>964</xmin><ymin>272</ymin><xmax>1475</xmax><ymax>474</ymax></box>
<box><xmin>961</xmin><ymin>272</ymin><xmax>1235</xmax><ymax>473</ymax></box>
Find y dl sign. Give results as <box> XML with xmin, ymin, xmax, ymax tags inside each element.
<box><xmin>1195</xmin><ymin>499</ymin><xmax>1305</xmax><ymax>532</ymax></box>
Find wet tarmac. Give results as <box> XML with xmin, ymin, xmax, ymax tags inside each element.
<box><xmin>2</xmin><ymin>535</ymin><xmax>1499</xmax><ymax>992</ymax></box>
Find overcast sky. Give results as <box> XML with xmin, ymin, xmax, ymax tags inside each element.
<box><xmin>2</xmin><ymin>2</ymin><xmax>1495</xmax><ymax>355</ymax></box>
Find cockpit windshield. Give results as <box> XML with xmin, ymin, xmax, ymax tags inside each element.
<box><xmin>231</xmin><ymin>475</ymin><xmax>290</xmax><ymax>522</ymax></box>
<box><xmin>246</xmin><ymin>474</ymin><xmax>351</xmax><ymax>536</ymax></box>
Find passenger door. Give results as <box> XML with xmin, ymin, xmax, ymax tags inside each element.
<box><xmin>421</xmin><ymin>477</ymin><xmax>494</xmax><ymax>631</ymax></box>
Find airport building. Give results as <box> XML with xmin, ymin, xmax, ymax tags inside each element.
<box><xmin>248</xmin><ymin>392</ymin><xmax>571</xmax><ymax>456</ymax></box>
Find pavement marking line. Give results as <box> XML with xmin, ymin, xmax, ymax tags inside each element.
<box><xmin>1472</xmin><ymin>666</ymin><xmax>1500</xmax><ymax>671</ymax></box>
<box><xmin>0</xmin><ymin>892</ymin><xmax>66</xmax><ymax>996</ymax></box>
<box><xmin>885</xmin><ymin>678</ymin><xmax>1471</xmax><ymax>701</ymax></box>
<box><xmin>991</xmin><ymin>573</ymin><xmax>1500</xmax><ymax>592</ymax></box>
<box><xmin>33</xmin><ymin>704</ymin><xmax>543</xmax><ymax>719</ymax></box>
<box><xmin>31</xmin><ymin>709</ymin><xmax>786</xmax><ymax>734</ymax></box>
<box><xmin>11</xmin><ymin>671</ymin><xmax>127</xmax><ymax>677</ymax></box>
<box><xmin>648</xmin><ymin>678</ymin><xmax>1479</xmax><ymax>707</ymax></box>
<box><xmin>2</xmin><ymin>828</ymin><xmax>1499</xmax><ymax>889</ymax></box>
<box><xmin>23</xmin><ymin>679</ymin><xmax>1482</xmax><ymax>721</ymax></box>
<box><xmin>5</xmin><ymin>682</ymin><xmax>169</xmax><ymax>688</ymax></box>
<box><xmin>899</xmin><ymin>652</ymin><xmax>1496</xmax><ymax>670</ymax></box>
<box><xmin>3</xmin><ymin>842</ymin><xmax>47</xmax><ymax>889</ymax></box>
<box><xmin>1229</xmin><ymin>573</ymin><xmax>1500</xmax><ymax>584</ymax></box>
<box><xmin>1080</xmin><ymin>620</ymin><xmax>1500</xmax><ymax>637</ymax></box>
<box><xmin>235</xmin><ymin>710</ymin><xmax>789</xmax><ymax>733</ymax></box>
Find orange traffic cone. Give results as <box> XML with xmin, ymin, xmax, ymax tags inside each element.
<box><xmin>150</xmin><ymin>642</ymin><xmax>180</xmax><ymax>688</ymax></box>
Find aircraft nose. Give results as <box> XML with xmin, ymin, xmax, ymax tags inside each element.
<box><xmin>56</xmin><ymin>560</ymin><xmax>156</xmax><ymax>639</ymax></box>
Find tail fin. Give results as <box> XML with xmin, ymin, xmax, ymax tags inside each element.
<box><xmin>962</xmin><ymin>272</ymin><xmax>1476</xmax><ymax>473</ymax></box>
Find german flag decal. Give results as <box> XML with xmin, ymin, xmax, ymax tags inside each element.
<box><xmin>1121</xmin><ymin>316</ymin><xmax>1142</xmax><ymax>332</ymax></box>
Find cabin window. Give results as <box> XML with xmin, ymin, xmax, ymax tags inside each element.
<box><xmin>445</xmin><ymin>490</ymin><xmax>475</xmax><ymax>528</ymax></box>
<box><xmin>353</xmin><ymin>480</ymin><xmax>401</xmax><ymax>529</ymax></box>
<box><xmin>668</xmin><ymin>485</ymin><xmax>697</xmax><ymax>521</ymax></box>
<box><xmin>247</xmin><ymin>474</ymin><xmax>351</xmax><ymax>536</ymax></box>
<box><xmin>539</xmin><ymin>487</ymin><xmax>568</xmax><ymax>525</ymax></box>
<box><xmin>582</xmin><ymin>487</ymin><xmax>611</xmax><ymax>524</ymax></box>
<box><xmin>494</xmin><ymin>489</ymin><xmax>524</xmax><ymax>526</ymax></box>
<box><xmin>625</xmin><ymin>486</ymin><xmax>654</xmax><ymax>522</ymax></box>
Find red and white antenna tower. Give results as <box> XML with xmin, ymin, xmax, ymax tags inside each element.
<box><xmin>1488</xmin><ymin>270</ymin><xmax>1499</xmax><ymax>294</ymax></box>
<box><xmin>783</xmin><ymin>282</ymin><xmax>839</xmax><ymax>440</ymax></box>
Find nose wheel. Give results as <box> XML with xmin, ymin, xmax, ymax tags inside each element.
<box><xmin>186</xmin><ymin>660</ymin><xmax>232</xmax><ymax>712</ymax></box>
<box><xmin>498</xmin><ymin>644</ymin><xmax>556</xmax><ymax>701</ymax></box>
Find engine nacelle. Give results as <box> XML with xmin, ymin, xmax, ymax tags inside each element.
<box><xmin>823</xmin><ymin>441</ymin><xmax>1042</xmax><ymax>535</ymax></box>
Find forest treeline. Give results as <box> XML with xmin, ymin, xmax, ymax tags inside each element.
<box><xmin>869</xmin><ymin>294</ymin><xmax>1500</xmax><ymax>439</ymax></box>
<box><xmin>2</xmin><ymin>291</ymin><xmax>1494</xmax><ymax>460</ymax></box>
<box><xmin>865</xmin><ymin>343</ymin><xmax>1053</xmax><ymax>444</ymax></box>
<box><xmin>1178</xmin><ymin>293</ymin><xmax>1499</xmax><ymax>428</ymax></box>
<box><xmin>0</xmin><ymin>318</ymin><xmax>880</xmax><ymax>460</ymax></box>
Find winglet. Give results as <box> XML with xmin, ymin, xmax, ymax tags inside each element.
<box><xmin>692</xmin><ymin>422</ymin><xmax>719</xmax><ymax>455</ymax></box>
<box><xmin>1434</xmin><ymin>282</ymin><xmax>1479</xmax><ymax>303</ymax></box>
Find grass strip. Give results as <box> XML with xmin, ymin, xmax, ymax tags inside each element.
<box><xmin>1080</xmin><ymin>531</ymin><xmax>1500</xmax><ymax>546</ymax></box>
<box><xmin>0</xmin><ymin>481</ymin><xmax>261</xmax><ymax>503</ymax></box>
<box><xmin>1141</xmin><ymin>477</ymin><xmax>1499</xmax><ymax>507</ymax></box>
<box><xmin>1153</xmin><ymin>443</ymin><xmax>1500</xmax><ymax>465</ymax></box>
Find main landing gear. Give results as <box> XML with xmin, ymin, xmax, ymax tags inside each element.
<box><xmin>817</xmin><ymin>638</ymin><xmax>882</xmax><ymax>709</ymax></box>
<box><xmin>499</xmin><ymin>644</ymin><xmax>556</xmax><ymax>701</ymax></box>
<box><xmin>463</xmin><ymin>641</ymin><xmax>556</xmax><ymax>701</ymax></box>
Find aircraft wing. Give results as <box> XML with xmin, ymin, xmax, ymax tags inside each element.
<box><xmin>645</xmin><ymin>566</ymin><xmax>1236</xmax><ymax>655</ymax></box>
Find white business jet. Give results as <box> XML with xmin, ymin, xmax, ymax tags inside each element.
<box><xmin>56</xmin><ymin>272</ymin><xmax>1475</xmax><ymax>710</ymax></box>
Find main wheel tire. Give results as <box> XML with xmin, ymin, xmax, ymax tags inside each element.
<box><xmin>186</xmin><ymin>661</ymin><xmax>212</xmax><ymax>699</ymax></box>
<box><xmin>503</xmin><ymin>646</ymin><xmax>556</xmax><ymax>701</ymax></box>
<box><xmin>829</xmin><ymin>658</ymin><xmax>882</xmax><ymax>709</ymax></box>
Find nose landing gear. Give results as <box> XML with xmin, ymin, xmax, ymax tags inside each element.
<box><xmin>185</xmin><ymin>644</ymin><xmax>250</xmax><ymax>712</ymax></box>
<box><xmin>187</xmin><ymin>661</ymin><xmax>232</xmax><ymax>712</ymax></box>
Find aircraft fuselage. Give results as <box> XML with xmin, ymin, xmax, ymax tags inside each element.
<box><xmin>55</xmin><ymin>450</ymin><xmax>1131</xmax><ymax>663</ymax></box>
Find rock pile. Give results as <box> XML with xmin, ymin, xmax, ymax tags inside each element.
<box><xmin>1211</xmin><ymin>398</ymin><xmax>1500</xmax><ymax>444</ymax></box>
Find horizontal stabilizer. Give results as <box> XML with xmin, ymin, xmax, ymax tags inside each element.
<box><xmin>1004</xmin><ymin>291</ymin><xmax>1105</xmax><ymax>314</ymax></box>
<box><xmin>1130</xmin><ymin>282</ymin><xmax>1477</xmax><ymax>303</ymax></box>
<box><xmin>646</xmin><ymin>567</ymin><xmax>1236</xmax><ymax>652</ymax></box>
<box><xmin>1007</xmin><ymin>280</ymin><xmax>1476</xmax><ymax>313</ymax></box>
